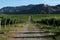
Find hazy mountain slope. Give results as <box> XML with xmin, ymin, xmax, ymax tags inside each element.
<box><xmin>0</xmin><ymin>4</ymin><xmax>60</xmax><ymax>14</ymax></box>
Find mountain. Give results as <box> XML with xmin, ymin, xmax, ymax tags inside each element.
<box><xmin>0</xmin><ymin>4</ymin><xmax>60</xmax><ymax>14</ymax></box>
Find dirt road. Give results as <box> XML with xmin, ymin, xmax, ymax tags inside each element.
<box><xmin>8</xmin><ymin>23</ymin><xmax>56</xmax><ymax>40</ymax></box>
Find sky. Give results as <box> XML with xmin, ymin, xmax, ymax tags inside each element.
<box><xmin>0</xmin><ymin>0</ymin><xmax>60</xmax><ymax>8</ymax></box>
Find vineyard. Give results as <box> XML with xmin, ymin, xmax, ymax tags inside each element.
<box><xmin>0</xmin><ymin>14</ymin><xmax>60</xmax><ymax>40</ymax></box>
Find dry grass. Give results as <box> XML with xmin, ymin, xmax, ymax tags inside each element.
<box><xmin>0</xmin><ymin>23</ymin><xmax>25</xmax><ymax>40</ymax></box>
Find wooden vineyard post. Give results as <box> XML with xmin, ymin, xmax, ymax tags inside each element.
<box><xmin>5</xmin><ymin>19</ymin><xmax>7</xmax><ymax>28</ymax></box>
<box><xmin>0</xmin><ymin>19</ymin><xmax>1</xmax><ymax>29</ymax></box>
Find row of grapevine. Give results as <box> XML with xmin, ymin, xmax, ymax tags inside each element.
<box><xmin>0</xmin><ymin>17</ymin><xmax>23</xmax><ymax>27</ymax></box>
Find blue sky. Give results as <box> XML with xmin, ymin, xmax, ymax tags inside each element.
<box><xmin>0</xmin><ymin>0</ymin><xmax>60</xmax><ymax>8</ymax></box>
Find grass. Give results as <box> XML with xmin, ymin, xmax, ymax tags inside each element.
<box><xmin>0</xmin><ymin>23</ymin><xmax>25</xmax><ymax>40</ymax></box>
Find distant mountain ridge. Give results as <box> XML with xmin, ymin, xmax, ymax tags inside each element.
<box><xmin>0</xmin><ymin>4</ymin><xmax>60</xmax><ymax>14</ymax></box>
